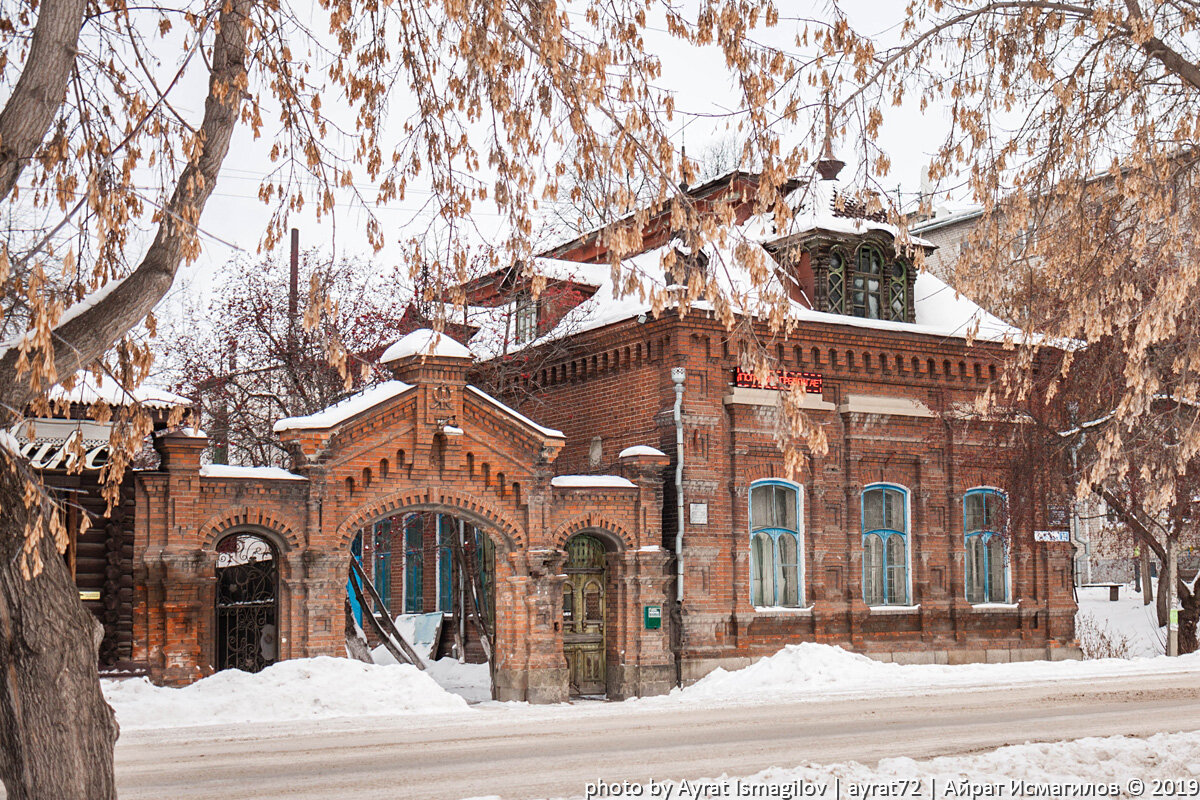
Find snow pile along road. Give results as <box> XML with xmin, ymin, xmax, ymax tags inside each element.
<box><xmin>663</xmin><ymin>642</ymin><xmax>1200</xmax><ymax>704</ymax></box>
<box><xmin>540</xmin><ymin>730</ymin><xmax>1200</xmax><ymax>800</ymax></box>
<box><xmin>104</xmin><ymin>656</ymin><xmax>469</xmax><ymax>730</ymax></box>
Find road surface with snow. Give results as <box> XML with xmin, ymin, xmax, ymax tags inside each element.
<box><xmin>112</xmin><ymin>670</ymin><xmax>1200</xmax><ymax>800</ymax></box>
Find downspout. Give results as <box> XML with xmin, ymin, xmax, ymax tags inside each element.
<box><xmin>672</xmin><ymin>367</ymin><xmax>686</xmax><ymax>601</ymax></box>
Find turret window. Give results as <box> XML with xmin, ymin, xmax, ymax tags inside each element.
<box><xmin>825</xmin><ymin>245</ymin><xmax>908</xmax><ymax>323</ymax></box>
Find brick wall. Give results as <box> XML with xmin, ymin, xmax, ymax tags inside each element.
<box><xmin>493</xmin><ymin>309</ymin><xmax>1079</xmax><ymax>678</ymax></box>
<box><xmin>132</xmin><ymin>352</ymin><xmax>676</xmax><ymax>702</ymax></box>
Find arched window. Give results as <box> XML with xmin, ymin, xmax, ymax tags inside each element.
<box><xmin>964</xmin><ymin>488</ymin><xmax>1008</xmax><ymax>603</ymax></box>
<box><xmin>827</xmin><ymin>245</ymin><xmax>908</xmax><ymax>322</ymax></box>
<box><xmin>862</xmin><ymin>484</ymin><xmax>909</xmax><ymax>605</ymax></box>
<box><xmin>851</xmin><ymin>245</ymin><xmax>886</xmax><ymax>319</ymax></box>
<box><xmin>749</xmin><ymin>480</ymin><xmax>803</xmax><ymax>607</ymax></box>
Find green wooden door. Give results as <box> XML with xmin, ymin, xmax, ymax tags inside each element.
<box><xmin>563</xmin><ymin>535</ymin><xmax>606</xmax><ymax>696</ymax></box>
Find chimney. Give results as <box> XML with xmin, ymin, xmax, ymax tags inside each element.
<box><xmin>814</xmin><ymin>94</ymin><xmax>845</xmax><ymax>181</ymax></box>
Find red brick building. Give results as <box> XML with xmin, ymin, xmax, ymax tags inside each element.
<box><xmin>100</xmin><ymin>165</ymin><xmax>1077</xmax><ymax>703</ymax></box>
<box><xmin>457</xmin><ymin>167</ymin><xmax>1080</xmax><ymax>682</ymax></box>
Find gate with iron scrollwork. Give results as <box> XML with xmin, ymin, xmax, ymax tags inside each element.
<box><xmin>215</xmin><ymin>532</ymin><xmax>278</xmax><ymax>673</ymax></box>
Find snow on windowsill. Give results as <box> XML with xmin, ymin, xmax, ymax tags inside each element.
<box><xmin>971</xmin><ymin>602</ymin><xmax>1020</xmax><ymax>611</ymax></box>
<box><xmin>753</xmin><ymin>605</ymin><xmax>814</xmax><ymax>616</ymax></box>
<box><xmin>638</xmin><ymin>545</ymin><xmax>663</xmax><ymax>552</ymax></box>
<box><xmin>199</xmin><ymin>465</ymin><xmax>307</xmax><ymax>481</ymax></box>
<box><xmin>868</xmin><ymin>604</ymin><xmax>920</xmax><ymax>614</ymax></box>
<box><xmin>550</xmin><ymin>475</ymin><xmax>637</xmax><ymax>489</ymax></box>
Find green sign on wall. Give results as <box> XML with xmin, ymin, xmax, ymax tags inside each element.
<box><xmin>644</xmin><ymin>605</ymin><xmax>662</xmax><ymax>630</ymax></box>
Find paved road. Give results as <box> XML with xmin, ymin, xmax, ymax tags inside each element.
<box><xmin>111</xmin><ymin>672</ymin><xmax>1200</xmax><ymax>800</ymax></box>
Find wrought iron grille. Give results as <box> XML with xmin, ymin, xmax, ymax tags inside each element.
<box><xmin>215</xmin><ymin>533</ymin><xmax>277</xmax><ymax>673</ymax></box>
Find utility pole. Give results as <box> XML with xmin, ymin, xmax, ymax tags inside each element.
<box><xmin>288</xmin><ymin>227</ymin><xmax>300</xmax><ymax>353</ymax></box>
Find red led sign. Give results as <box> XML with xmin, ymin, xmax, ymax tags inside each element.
<box><xmin>733</xmin><ymin>368</ymin><xmax>824</xmax><ymax>394</ymax></box>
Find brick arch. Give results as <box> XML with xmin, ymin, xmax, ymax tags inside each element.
<box><xmin>200</xmin><ymin>507</ymin><xmax>303</xmax><ymax>551</ymax></box>
<box><xmin>335</xmin><ymin>485</ymin><xmax>524</xmax><ymax>551</ymax></box>
<box><xmin>551</xmin><ymin>513</ymin><xmax>635</xmax><ymax>552</ymax></box>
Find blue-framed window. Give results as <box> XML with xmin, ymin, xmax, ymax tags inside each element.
<box><xmin>437</xmin><ymin>515</ymin><xmax>455</xmax><ymax>612</ymax></box>
<box><xmin>964</xmin><ymin>488</ymin><xmax>1008</xmax><ymax>603</ymax></box>
<box><xmin>372</xmin><ymin>519</ymin><xmax>392</xmax><ymax>614</ymax></box>
<box><xmin>862</xmin><ymin>484</ymin><xmax>909</xmax><ymax>605</ymax></box>
<box><xmin>749</xmin><ymin>480</ymin><xmax>803</xmax><ymax>607</ymax></box>
<box><xmin>403</xmin><ymin>514</ymin><xmax>424</xmax><ymax>613</ymax></box>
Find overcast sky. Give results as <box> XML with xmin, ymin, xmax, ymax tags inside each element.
<box><xmin>170</xmin><ymin>2</ymin><xmax>948</xmax><ymax>311</ymax></box>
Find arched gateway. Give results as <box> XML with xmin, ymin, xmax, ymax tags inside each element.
<box><xmin>133</xmin><ymin>330</ymin><xmax>675</xmax><ymax>702</ymax></box>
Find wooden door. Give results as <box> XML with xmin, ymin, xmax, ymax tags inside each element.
<box><xmin>562</xmin><ymin>534</ymin><xmax>606</xmax><ymax>696</ymax></box>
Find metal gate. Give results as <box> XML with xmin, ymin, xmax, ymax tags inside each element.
<box><xmin>215</xmin><ymin>533</ymin><xmax>278</xmax><ymax>673</ymax></box>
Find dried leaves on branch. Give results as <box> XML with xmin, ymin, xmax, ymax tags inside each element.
<box><xmin>820</xmin><ymin>1</ymin><xmax>1200</xmax><ymax>649</ymax></box>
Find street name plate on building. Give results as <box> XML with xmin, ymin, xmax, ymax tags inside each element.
<box><xmin>1034</xmin><ymin>530</ymin><xmax>1070</xmax><ymax>542</ymax></box>
<box><xmin>689</xmin><ymin>502</ymin><xmax>708</xmax><ymax>525</ymax></box>
<box><xmin>644</xmin><ymin>605</ymin><xmax>662</xmax><ymax>630</ymax></box>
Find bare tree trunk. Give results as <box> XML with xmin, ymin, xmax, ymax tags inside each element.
<box><xmin>1141</xmin><ymin>548</ymin><xmax>1154</xmax><ymax>605</ymax></box>
<box><xmin>1157</xmin><ymin>568</ymin><xmax>1170</xmax><ymax>627</ymax></box>
<box><xmin>0</xmin><ymin>465</ymin><xmax>119</xmax><ymax>800</ymax></box>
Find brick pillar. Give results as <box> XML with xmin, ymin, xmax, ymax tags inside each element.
<box><xmin>152</xmin><ymin>429</ymin><xmax>211</xmax><ymax>685</ymax></box>
<box><xmin>157</xmin><ymin>550</ymin><xmax>211</xmax><ymax>685</ymax></box>
<box><xmin>492</xmin><ymin>550</ymin><xmax>561</xmax><ymax>702</ymax></box>
<box><xmin>607</xmin><ymin>549</ymin><xmax>674</xmax><ymax>699</ymax></box>
<box><xmin>301</xmin><ymin>548</ymin><xmax>347</xmax><ymax>657</ymax></box>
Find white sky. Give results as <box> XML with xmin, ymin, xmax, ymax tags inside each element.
<box><xmin>169</xmin><ymin>1</ymin><xmax>950</xmax><ymax>313</ymax></box>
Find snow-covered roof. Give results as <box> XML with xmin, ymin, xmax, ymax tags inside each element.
<box><xmin>467</xmin><ymin>241</ymin><xmax>1018</xmax><ymax>359</ymax></box>
<box><xmin>199</xmin><ymin>464</ymin><xmax>307</xmax><ymax>481</ymax></box>
<box><xmin>465</xmin><ymin>385</ymin><xmax>564</xmax><ymax>439</ymax></box>
<box><xmin>273</xmin><ymin>381</ymin><xmax>415</xmax><ymax>432</ymax></box>
<box><xmin>778</xmin><ymin>177</ymin><xmax>935</xmax><ymax>249</ymax></box>
<box><xmin>47</xmin><ymin>374</ymin><xmax>191</xmax><ymax>409</ymax></box>
<box><xmin>550</xmin><ymin>475</ymin><xmax>637</xmax><ymax>489</ymax></box>
<box><xmin>619</xmin><ymin>445</ymin><xmax>667</xmax><ymax>458</ymax></box>
<box><xmin>528</xmin><ymin>258</ymin><xmax>611</xmax><ymax>287</ymax></box>
<box><xmin>381</xmin><ymin>328</ymin><xmax>473</xmax><ymax>363</ymax></box>
<box><xmin>911</xmin><ymin>202</ymin><xmax>984</xmax><ymax>235</ymax></box>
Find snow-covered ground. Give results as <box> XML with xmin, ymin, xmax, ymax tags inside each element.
<box><xmin>104</xmin><ymin>657</ymin><xmax>468</xmax><ymax>730</ymax></box>
<box><xmin>487</xmin><ymin>730</ymin><xmax>1200</xmax><ymax>800</ymax></box>
<box><xmin>102</xmin><ymin>585</ymin><xmax>1194</xmax><ymax>731</ymax></box>
<box><xmin>1076</xmin><ymin>583</ymin><xmax>1166</xmax><ymax>657</ymax></box>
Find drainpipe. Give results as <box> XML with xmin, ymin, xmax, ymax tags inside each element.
<box><xmin>672</xmin><ymin>368</ymin><xmax>686</xmax><ymax>601</ymax></box>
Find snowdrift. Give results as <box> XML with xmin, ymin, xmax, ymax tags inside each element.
<box><xmin>671</xmin><ymin>642</ymin><xmax>1200</xmax><ymax>703</ymax></box>
<box><xmin>104</xmin><ymin>656</ymin><xmax>469</xmax><ymax>730</ymax></box>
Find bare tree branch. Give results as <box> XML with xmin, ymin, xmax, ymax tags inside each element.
<box><xmin>0</xmin><ymin>0</ymin><xmax>88</xmax><ymax>202</ymax></box>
